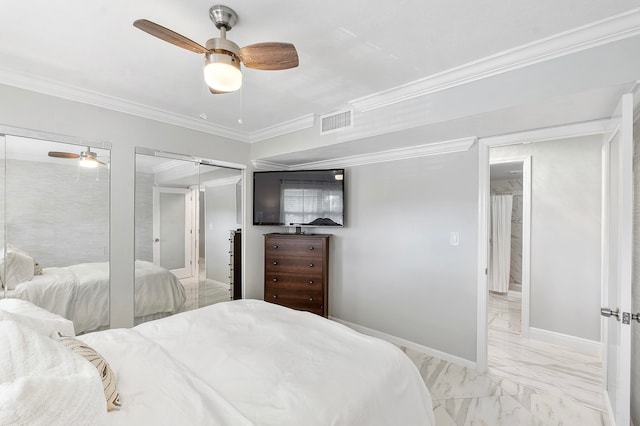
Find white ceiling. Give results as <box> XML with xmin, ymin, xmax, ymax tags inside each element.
<box><xmin>1</xmin><ymin>1</ymin><xmax>639</xmax><ymax>149</ymax></box>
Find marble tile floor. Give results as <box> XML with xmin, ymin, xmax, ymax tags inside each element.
<box><xmin>402</xmin><ymin>347</ymin><xmax>610</xmax><ymax>425</ymax></box>
<box><xmin>405</xmin><ymin>290</ymin><xmax>608</xmax><ymax>424</ymax></box>
<box><xmin>488</xmin><ymin>291</ymin><xmax>606</xmax><ymax>414</ymax></box>
<box><xmin>179</xmin><ymin>276</ymin><xmax>231</xmax><ymax>312</ymax></box>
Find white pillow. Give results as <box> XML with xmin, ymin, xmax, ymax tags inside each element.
<box><xmin>0</xmin><ymin>245</ymin><xmax>35</xmax><ymax>290</ymax></box>
<box><xmin>0</xmin><ymin>320</ymin><xmax>107</xmax><ymax>425</ymax></box>
<box><xmin>0</xmin><ymin>298</ymin><xmax>75</xmax><ymax>337</ymax></box>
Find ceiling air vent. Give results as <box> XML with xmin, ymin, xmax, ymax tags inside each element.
<box><xmin>320</xmin><ymin>110</ymin><xmax>353</xmax><ymax>135</ymax></box>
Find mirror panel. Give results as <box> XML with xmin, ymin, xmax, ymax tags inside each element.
<box><xmin>1</xmin><ymin>134</ymin><xmax>110</xmax><ymax>335</ymax></box>
<box><xmin>199</xmin><ymin>163</ymin><xmax>242</xmax><ymax>308</ymax></box>
<box><xmin>0</xmin><ymin>136</ymin><xmax>5</xmax><ymax>300</ymax></box>
<box><xmin>134</xmin><ymin>150</ymin><xmax>242</xmax><ymax>324</ymax></box>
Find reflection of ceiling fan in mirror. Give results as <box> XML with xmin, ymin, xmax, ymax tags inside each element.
<box><xmin>48</xmin><ymin>147</ymin><xmax>106</xmax><ymax>168</ymax></box>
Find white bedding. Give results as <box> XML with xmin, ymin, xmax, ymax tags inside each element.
<box><xmin>80</xmin><ymin>300</ymin><xmax>435</xmax><ymax>426</ymax></box>
<box><xmin>10</xmin><ymin>260</ymin><xmax>186</xmax><ymax>334</ymax></box>
<box><xmin>0</xmin><ymin>320</ymin><xmax>107</xmax><ymax>426</ymax></box>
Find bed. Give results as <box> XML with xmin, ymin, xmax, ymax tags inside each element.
<box><xmin>0</xmin><ymin>299</ymin><xmax>435</xmax><ymax>425</ymax></box>
<box><xmin>3</xmin><ymin>257</ymin><xmax>186</xmax><ymax>334</ymax></box>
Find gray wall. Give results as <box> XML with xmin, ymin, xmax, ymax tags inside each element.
<box><xmin>491</xmin><ymin>135</ymin><xmax>602</xmax><ymax>341</ymax></box>
<box><xmin>631</xmin><ymin>112</ymin><xmax>640</xmax><ymax>426</ymax></box>
<box><xmin>3</xmin><ymin>157</ymin><xmax>109</xmax><ymax>267</ymax></box>
<box><xmin>205</xmin><ymin>183</ymin><xmax>237</xmax><ymax>283</ymax></box>
<box><xmin>247</xmin><ymin>146</ymin><xmax>480</xmax><ymax>362</ymax></box>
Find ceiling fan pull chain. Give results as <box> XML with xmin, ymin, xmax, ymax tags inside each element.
<box><xmin>238</xmin><ymin>87</ymin><xmax>244</xmax><ymax>125</ymax></box>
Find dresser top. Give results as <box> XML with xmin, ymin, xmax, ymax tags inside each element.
<box><xmin>265</xmin><ymin>233</ymin><xmax>331</xmax><ymax>238</ymax></box>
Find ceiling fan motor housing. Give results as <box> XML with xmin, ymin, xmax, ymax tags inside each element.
<box><xmin>205</xmin><ymin>37</ymin><xmax>240</xmax><ymax>56</ymax></box>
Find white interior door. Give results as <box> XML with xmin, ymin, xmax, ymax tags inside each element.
<box><xmin>601</xmin><ymin>92</ymin><xmax>634</xmax><ymax>426</ymax></box>
<box><xmin>153</xmin><ymin>187</ymin><xmax>192</xmax><ymax>279</ymax></box>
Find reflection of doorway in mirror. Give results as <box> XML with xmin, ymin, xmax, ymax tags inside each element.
<box><xmin>152</xmin><ymin>187</ymin><xmax>194</xmax><ymax>279</ymax></box>
<box><xmin>134</xmin><ymin>150</ymin><xmax>243</xmax><ymax>324</ymax></box>
<box><xmin>1</xmin><ymin>133</ymin><xmax>111</xmax><ymax>335</ymax></box>
<box><xmin>195</xmin><ymin>170</ymin><xmax>242</xmax><ymax>310</ymax></box>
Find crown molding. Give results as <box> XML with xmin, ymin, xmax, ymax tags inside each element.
<box><xmin>248</xmin><ymin>113</ymin><xmax>316</xmax><ymax>143</ymax></box>
<box><xmin>479</xmin><ymin>118</ymin><xmax>616</xmax><ymax>147</ymax></box>
<box><xmin>251</xmin><ymin>159</ymin><xmax>291</xmax><ymax>170</ymax></box>
<box><xmin>351</xmin><ymin>8</ymin><xmax>640</xmax><ymax>112</ymax></box>
<box><xmin>0</xmin><ymin>66</ymin><xmax>251</xmax><ymax>142</ymax></box>
<box><xmin>277</xmin><ymin>137</ymin><xmax>476</xmax><ymax>170</ymax></box>
<box><xmin>201</xmin><ymin>175</ymin><xmax>241</xmax><ymax>188</ymax></box>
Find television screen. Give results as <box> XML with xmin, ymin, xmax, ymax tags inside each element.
<box><xmin>253</xmin><ymin>169</ymin><xmax>344</xmax><ymax>226</ymax></box>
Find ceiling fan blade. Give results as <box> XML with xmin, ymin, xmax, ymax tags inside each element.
<box><xmin>239</xmin><ymin>43</ymin><xmax>299</xmax><ymax>70</ymax></box>
<box><xmin>48</xmin><ymin>152</ymin><xmax>80</xmax><ymax>159</ymax></box>
<box><xmin>209</xmin><ymin>87</ymin><xmax>230</xmax><ymax>95</ymax></box>
<box><xmin>133</xmin><ymin>19</ymin><xmax>208</xmax><ymax>54</ymax></box>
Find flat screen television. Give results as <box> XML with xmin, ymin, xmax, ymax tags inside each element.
<box><xmin>253</xmin><ymin>169</ymin><xmax>344</xmax><ymax>227</ymax></box>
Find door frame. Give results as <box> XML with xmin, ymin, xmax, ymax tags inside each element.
<box><xmin>476</xmin><ymin>118</ymin><xmax>618</xmax><ymax>373</ymax></box>
<box><xmin>601</xmin><ymin>92</ymin><xmax>635</xmax><ymax>426</ymax></box>
<box><xmin>488</xmin><ymin>156</ymin><xmax>532</xmax><ymax>337</ymax></box>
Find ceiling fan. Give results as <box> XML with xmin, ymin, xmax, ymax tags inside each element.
<box><xmin>133</xmin><ymin>5</ymin><xmax>299</xmax><ymax>94</ymax></box>
<box><xmin>48</xmin><ymin>147</ymin><xmax>106</xmax><ymax>168</ymax></box>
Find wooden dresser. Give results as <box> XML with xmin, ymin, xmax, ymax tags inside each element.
<box><xmin>264</xmin><ymin>233</ymin><xmax>330</xmax><ymax>317</ymax></box>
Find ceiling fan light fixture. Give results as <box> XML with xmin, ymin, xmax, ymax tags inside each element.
<box><xmin>79</xmin><ymin>151</ymin><xmax>99</xmax><ymax>168</ymax></box>
<box><xmin>204</xmin><ymin>52</ymin><xmax>242</xmax><ymax>92</ymax></box>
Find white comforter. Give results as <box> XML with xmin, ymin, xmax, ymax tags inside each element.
<box><xmin>12</xmin><ymin>260</ymin><xmax>185</xmax><ymax>334</ymax></box>
<box><xmin>80</xmin><ymin>300</ymin><xmax>435</xmax><ymax>426</ymax></box>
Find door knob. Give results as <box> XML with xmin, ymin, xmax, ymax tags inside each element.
<box><xmin>154</xmin><ymin>238</ymin><xmax>160</xmax><ymax>242</ymax></box>
<box><xmin>600</xmin><ymin>307</ymin><xmax>620</xmax><ymax>321</ymax></box>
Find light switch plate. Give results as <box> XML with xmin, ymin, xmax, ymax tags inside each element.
<box><xmin>450</xmin><ymin>231</ymin><xmax>460</xmax><ymax>246</ymax></box>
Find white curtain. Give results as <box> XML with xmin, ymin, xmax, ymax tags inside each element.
<box><xmin>489</xmin><ymin>194</ymin><xmax>513</xmax><ymax>293</ymax></box>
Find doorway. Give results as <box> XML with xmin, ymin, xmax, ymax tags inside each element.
<box><xmin>482</xmin><ymin>134</ymin><xmax>607</xmax><ymax>414</ymax></box>
<box><xmin>153</xmin><ymin>186</ymin><xmax>194</xmax><ymax>279</ymax></box>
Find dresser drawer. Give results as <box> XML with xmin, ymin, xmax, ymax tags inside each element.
<box><xmin>265</xmin><ymin>256</ymin><xmax>324</xmax><ymax>275</ymax></box>
<box><xmin>265</xmin><ymin>237</ymin><xmax>325</xmax><ymax>257</ymax></box>
<box><xmin>264</xmin><ymin>287</ymin><xmax>324</xmax><ymax>308</ymax></box>
<box><xmin>265</xmin><ymin>276</ymin><xmax>323</xmax><ymax>292</ymax></box>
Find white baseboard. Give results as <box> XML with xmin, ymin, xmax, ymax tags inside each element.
<box><xmin>329</xmin><ymin>316</ymin><xmax>476</xmax><ymax>370</ymax></box>
<box><xmin>528</xmin><ymin>327</ymin><xmax>601</xmax><ymax>357</ymax></box>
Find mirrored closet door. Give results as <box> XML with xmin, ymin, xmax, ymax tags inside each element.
<box><xmin>134</xmin><ymin>149</ymin><xmax>243</xmax><ymax>325</ymax></box>
<box><xmin>0</xmin><ymin>133</ymin><xmax>111</xmax><ymax>335</ymax></box>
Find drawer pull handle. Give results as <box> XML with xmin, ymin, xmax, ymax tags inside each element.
<box><xmin>308</xmin><ymin>280</ymin><xmax>314</xmax><ymax>284</ymax></box>
<box><xmin>273</xmin><ymin>261</ymin><xmax>278</xmax><ymax>265</ymax></box>
<box><xmin>273</xmin><ymin>245</ymin><xmax>278</xmax><ymax>249</ymax></box>
<box><xmin>309</xmin><ymin>297</ymin><xmax>313</xmax><ymax>302</ymax></box>
<box><xmin>309</xmin><ymin>246</ymin><xmax>314</xmax><ymax>251</ymax></box>
<box><xmin>272</xmin><ymin>278</ymin><xmax>278</xmax><ymax>282</ymax></box>
<box><xmin>273</xmin><ymin>295</ymin><xmax>278</xmax><ymax>299</ymax></box>
<box><xmin>309</xmin><ymin>263</ymin><xmax>314</xmax><ymax>267</ymax></box>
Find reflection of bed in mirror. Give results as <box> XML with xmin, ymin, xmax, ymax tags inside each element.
<box><xmin>4</xmin><ymin>255</ymin><xmax>186</xmax><ymax>334</ymax></box>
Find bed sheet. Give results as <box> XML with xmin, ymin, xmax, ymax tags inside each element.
<box><xmin>80</xmin><ymin>300</ymin><xmax>435</xmax><ymax>426</ymax></box>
